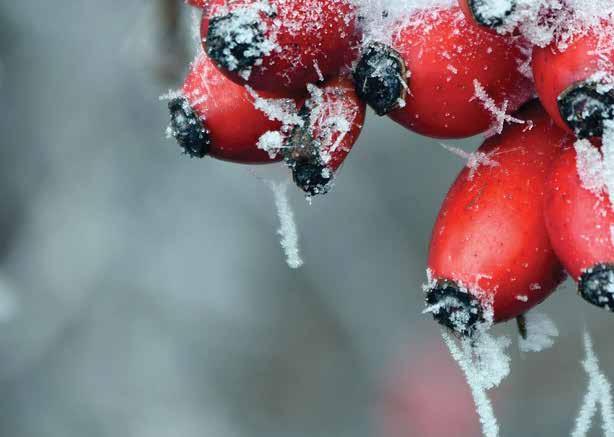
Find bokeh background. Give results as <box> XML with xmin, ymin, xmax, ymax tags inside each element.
<box><xmin>0</xmin><ymin>1</ymin><xmax>613</xmax><ymax>436</ymax></box>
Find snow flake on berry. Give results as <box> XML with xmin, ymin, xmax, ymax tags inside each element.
<box><xmin>439</xmin><ymin>143</ymin><xmax>499</xmax><ymax>181</ymax></box>
<box><xmin>471</xmin><ymin>79</ymin><xmax>527</xmax><ymax>136</ymax></box>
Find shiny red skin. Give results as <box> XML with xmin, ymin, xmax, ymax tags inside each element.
<box><xmin>200</xmin><ymin>0</ymin><xmax>360</xmax><ymax>94</ymax></box>
<box><xmin>428</xmin><ymin>102</ymin><xmax>569</xmax><ymax>323</ymax></box>
<box><xmin>305</xmin><ymin>77</ymin><xmax>366</xmax><ymax>173</ymax></box>
<box><xmin>387</xmin><ymin>7</ymin><xmax>533</xmax><ymax>139</ymax></box>
<box><xmin>185</xmin><ymin>0</ymin><xmax>206</xmax><ymax>8</ymax></box>
<box><xmin>544</xmin><ymin>144</ymin><xmax>614</xmax><ymax>280</ymax></box>
<box><xmin>183</xmin><ymin>53</ymin><xmax>298</xmax><ymax>163</ymax></box>
<box><xmin>532</xmin><ymin>28</ymin><xmax>614</xmax><ymax>134</ymax></box>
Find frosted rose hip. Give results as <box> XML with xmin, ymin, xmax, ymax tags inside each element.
<box><xmin>168</xmin><ymin>53</ymin><xmax>299</xmax><ymax>163</ymax></box>
<box><xmin>353</xmin><ymin>6</ymin><xmax>533</xmax><ymax>139</ymax></box>
<box><xmin>201</xmin><ymin>0</ymin><xmax>360</xmax><ymax>94</ymax></box>
<box><xmin>426</xmin><ymin>102</ymin><xmax>569</xmax><ymax>335</ymax></box>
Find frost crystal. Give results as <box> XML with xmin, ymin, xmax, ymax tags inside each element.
<box><xmin>472</xmin><ymin>80</ymin><xmax>526</xmax><ymax>136</ymax></box>
<box><xmin>269</xmin><ymin>182</ymin><xmax>303</xmax><ymax>269</ymax></box>
<box><xmin>206</xmin><ymin>2</ymin><xmax>278</xmax><ymax>78</ymax></box>
<box><xmin>246</xmin><ymin>86</ymin><xmax>303</xmax><ymax>127</ymax></box>
<box><xmin>604</xmin><ymin>121</ymin><xmax>614</xmax><ymax>209</ymax></box>
<box><xmin>571</xmin><ymin>331</ymin><xmax>614</xmax><ymax>437</ymax></box>
<box><xmin>440</xmin><ymin>143</ymin><xmax>499</xmax><ymax>181</ymax></box>
<box><xmin>257</xmin><ymin>130</ymin><xmax>286</xmax><ymax>158</ymax></box>
<box><xmin>574</xmin><ymin>138</ymin><xmax>606</xmax><ymax>196</ymax></box>
<box><xmin>574</xmin><ymin>121</ymin><xmax>614</xmax><ymax>210</ymax></box>
<box><xmin>442</xmin><ymin>329</ymin><xmax>510</xmax><ymax>437</ymax></box>
<box><xmin>518</xmin><ymin>311</ymin><xmax>559</xmax><ymax>353</ymax></box>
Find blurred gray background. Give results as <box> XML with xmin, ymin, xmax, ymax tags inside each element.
<box><xmin>0</xmin><ymin>1</ymin><xmax>612</xmax><ymax>436</ymax></box>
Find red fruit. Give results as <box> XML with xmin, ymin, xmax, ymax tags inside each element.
<box><xmin>284</xmin><ymin>76</ymin><xmax>366</xmax><ymax>195</ymax></box>
<box><xmin>425</xmin><ymin>102</ymin><xmax>569</xmax><ymax>335</ymax></box>
<box><xmin>168</xmin><ymin>53</ymin><xmax>300</xmax><ymax>163</ymax></box>
<box><xmin>544</xmin><ymin>141</ymin><xmax>614</xmax><ymax>310</ymax></box>
<box><xmin>532</xmin><ymin>26</ymin><xmax>614</xmax><ymax>139</ymax></box>
<box><xmin>458</xmin><ymin>0</ymin><xmax>516</xmax><ymax>30</ymax></box>
<box><xmin>201</xmin><ymin>0</ymin><xmax>360</xmax><ymax>94</ymax></box>
<box><xmin>353</xmin><ymin>6</ymin><xmax>533</xmax><ymax>139</ymax></box>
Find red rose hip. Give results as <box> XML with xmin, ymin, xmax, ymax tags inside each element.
<box><xmin>544</xmin><ymin>139</ymin><xmax>614</xmax><ymax>310</ymax></box>
<box><xmin>532</xmin><ymin>25</ymin><xmax>614</xmax><ymax>139</ymax></box>
<box><xmin>284</xmin><ymin>76</ymin><xmax>366</xmax><ymax>195</ymax></box>
<box><xmin>167</xmin><ymin>53</ymin><xmax>299</xmax><ymax>163</ymax></box>
<box><xmin>201</xmin><ymin>0</ymin><xmax>360</xmax><ymax>94</ymax></box>
<box><xmin>353</xmin><ymin>6</ymin><xmax>532</xmax><ymax>139</ymax></box>
<box><xmin>425</xmin><ymin>102</ymin><xmax>569</xmax><ymax>335</ymax></box>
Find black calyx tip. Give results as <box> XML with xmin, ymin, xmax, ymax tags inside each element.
<box><xmin>284</xmin><ymin>108</ymin><xmax>333</xmax><ymax>196</ymax></box>
<box><xmin>353</xmin><ymin>42</ymin><xmax>407</xmax><ymax>116</ymax></box>
<box><xmin>291</xmin><ymin>161</ymin><xmax>332</xmax><ymax>196</ymax></box>
<box><xmin>578</xmin><ymin>263</ymin><xmax>614</xmax><ymax>311</ymax></box>
<box><xmin>425</xmin><ymin>280</ymin><xmax>485</xmax><ymax>337</ymax></box>
<box><xmin>558</xmin><ymin>82</ymin><xmax>614</xmax><ymax>138</ymax></box>
<box><xmin>206</xmin><ymin>13</ymin><xmax>265</xmax><ymax>74</ymax></box>
<box><xmin>468</xmin><ymin>0</ymin><xmax>515</xmax><ymax>28</ymax></box>
<box><xmin>168</xmin><ymin>97</ymin><xmax>210</xmax><ymax>158</ymax></box>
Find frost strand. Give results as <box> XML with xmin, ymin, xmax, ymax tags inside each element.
<box><xmin>472</xmin><ymin>79</ymin><xmax>525</xmax><ymax>137</ymax></box>
<box><xmin>442</xmin><ymin>331</ymin><xmax>505</xmax><ymax>437</ymax></box>
<box><xmin>439</xmin><ymin>143</ymin><xmax>499</xmax><ymax>181</ymax></box>
<box><xmin>571</xmin><ymin>330</ymin><xmax>614</xmax><ymax>437</ymax></box>
<box><xmin>269</xmin><ymin>182</ymin><xmax>303</xmax><ymax>269</ymax></box>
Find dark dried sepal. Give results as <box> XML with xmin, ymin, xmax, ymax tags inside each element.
<box><xmin>205</xmin><ymin>13</ymin><xmax>266</xmax><ymax>74</ymax></box>
<box><xmin>353</xmin><ymin>42</ymin><xmax>407</xmax><ymax>116</ymax></box>
<box><xmin>425</xmin><ymin>279</ymin><xmax>485</xmax><ymax>337</ymax></box>
<box><xmin>558</xmin><ymin>81</ymin><xmax>614</xmax><ymax>138</ymax></box>
<box><xmin>168</xmin><ymin>97</ymin><xmax>210</xmax><ymax>158</ymax></box>
<box><xmin>468</xmin><ymin>0</ymin><xmax>516</xmax><ymax>28</ymax></box>
<box><xmin>284</xmin><ymin>109</ymin><xmax>333</xmax><ymax>196</ymax></box>
<box><xmin>290</xmin><ymin>161</ymin><xmax>332</xmax><ymax>196</ymax></box>
<box><xmin>578</xmin><ymin>263</ymin><xmax>614</xmax><ymax>311</ymax></box>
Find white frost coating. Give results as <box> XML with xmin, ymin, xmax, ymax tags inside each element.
<box><xmin>353</xmin><ymin>0</ymin><xmax>456</xmax><ymax>45</ymax></box>
<box><xmin>442</xmin><ymin>330</ymin><xmax>510</xmax><ymax>437</ymax></box>
<box><xmin>257</xmin><ymin>130</ymin><xmax>286</xmax><ymax>158</ymax></box>
<box><xmin>246</xmin><ymin>86</ymin><xmax>304</xmax><ymax>127</ymax></box>
<box><xmin>472</xmin><ymin>0</ymin><xmax>614</xmax><ymax>50</ymax></box>
<box><xmin>206</xmin><ymin>1</ymin><xmax>278</xmax><ymax>78</ymax></box>
<box><xmin>269</xmin><ymin>182</ymin><xmax>303</xmax><ymax>269</ymax></box>
<box><xmin>603</xmin><ymin>120</ymin><xmax>614</xmax><ymax>209</ymax></box>
<box><xmin>472</xmin><ymin>80</ymin><xmax>526</xmax><ymax>137</ymax></box>
<box><xmin>571</xmin><ymin>331</ymin><xmax>614</xmax><ymax>437</ymax></box>
<box><xmin>440</xmin><ymin>143</ymin><xmax>499</xmax><ymax>181</ymax></box>
<box><xmin>473</xmin><ymin>0</ymin><xmax>515</xmax><ymax>22</ymax></box>
<box><xmin>575</xmin><ymin>139</ymin><xmax>606</xmax><ymax>195</ymax></box>
<box><xmin>158</xmin><ymin>89</ymin><xmax>183</xmax><ymax>102</ymax></box>
<box><xmin>574</xmin><ymin>122</ymin><xmax>614</xmax><ymax>210</ymax></box>
<box><xmin>518</xmin><ymin>312</ymin><xmax>559</xmax><ymax>353</ymax></box>
<box><xmin>313</xmin><ymin>60</ymin><xmax>324</xmax><ymax>82</ymax></box>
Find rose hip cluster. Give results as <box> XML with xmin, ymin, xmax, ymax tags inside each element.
<box><xmin>170</xmin><ymin>0</ymin><xmax>614</xmax><ymax>336</ymax></box>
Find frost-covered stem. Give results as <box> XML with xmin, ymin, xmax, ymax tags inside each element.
<box><xmin>442</xmin><ymin>332</ymin><xmax>499</xmax><ymax>437</ymax></box>
<box><xmin>269</xmin><ymin>181</ymin><xmax>303</xmax><ymax>269</ymax></box>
